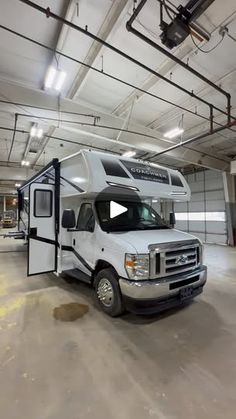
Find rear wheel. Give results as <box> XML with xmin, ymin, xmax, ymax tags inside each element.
<box><xmin>94</xmin><ymin>268</ymin><xmax>125</xmax><ymax>317</ymax></box>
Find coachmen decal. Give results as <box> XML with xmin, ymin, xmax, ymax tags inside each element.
<box><xmin>120</xmin><ymin>160</ymin><xmax>169</xmax><ymax>184</ymax></box>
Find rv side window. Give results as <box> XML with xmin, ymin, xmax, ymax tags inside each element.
<box><xmin>34</xmin><ymin>189</ymin><xmax>53</xmax><ymax>218</ymax></box>
<box><xmin>171</xmin><ymin>174</ymin><xmax>183</xmax><ymax>187</ymax></box>
<box><xmin>77</xmin><ymin>203</ymin><xmax>95</xmax><ymax>232</ymax></box>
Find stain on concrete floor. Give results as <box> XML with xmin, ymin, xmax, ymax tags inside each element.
<box><xmin>53</xmin><ymin>302</ymin><xmax>89</xmax><ymax>321</ymax></box>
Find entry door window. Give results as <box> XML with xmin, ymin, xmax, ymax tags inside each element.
<box><xmin>34</xmin><ymin>189</ymin><xmax>52</xmax><ymax>217</ymax></box>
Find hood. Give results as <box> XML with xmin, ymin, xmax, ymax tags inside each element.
<box><xmin>110</xmin><ymin>228</ymin><xmax>198</xmax><ymax>253</ymax></box>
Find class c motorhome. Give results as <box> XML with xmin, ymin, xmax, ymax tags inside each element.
<box><xmin>18</xmin><ymin>149</ymin><xmax>207</xmax><ymax>316</ymax></box>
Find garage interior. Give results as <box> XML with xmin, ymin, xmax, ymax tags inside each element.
<box><xmin>0</xmin><ymin>0</ymin><xmax>236</xmax><ymax>418</ymax></box>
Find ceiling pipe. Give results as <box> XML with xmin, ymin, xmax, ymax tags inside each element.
<box><xmin>15</xmin><ymin>113</ymin><xmax>165</xmax><ymax>143</ymax></box>
<box><xmin>0</xmin><ymin>125</ymin><xmax>230</xmax><ymax>165</ymax></box>
<box><xmin>9</xmin><ymin>112</ymin><xmax>231</xmax><ymax>164</ymax></box>
<box><xmin>126</xmin><ymin>0</ymin><xmax>231</xmax><ymax>125</ymax></box>
<box><xmin>17</xmin><ymin>0</ymin><xmax>231</xmax><ymax>124</ymax></box>
<box><xmin>1</xmin><ymin>25</ymin><xmax>234</xmax><ymax>133</ymax></box>
<box><xmin>127</xmin><ymin>0</ymin><xmax>229</xmax><ymax>98</ymax></box>
<box><xmin>7</xmin><ymin>113</ymin><xmax>18</xmax><ymax>161</ymax></box>
<box><xmin>150</xmin><ymin>120</ymin><xmax>236</xmax><ymax>159</ymax></box>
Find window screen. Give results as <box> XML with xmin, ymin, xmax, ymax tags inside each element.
<box><xmin>34</xmin><ymin>189</ymin><xmax>52</xmax><ymax>217</ymax></box>
<box><xmin>77</xmin><ymin>203</ymin><xmax>95</xmax><ymax>231</ymax></box>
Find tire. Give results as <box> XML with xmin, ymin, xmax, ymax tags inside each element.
<box><xmin>94</xmin><ymin>268</ymin><xmax>125</xmax><ymax>317</ymax></box>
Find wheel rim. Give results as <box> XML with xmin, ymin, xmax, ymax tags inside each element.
<box><xmin>97</xmin><ymin>278</ymin><xmax>114</xmax><ymax>307</ymax></box>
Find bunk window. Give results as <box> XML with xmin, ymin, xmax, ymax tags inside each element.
<box><xmin>34</xmin><ymin>189</ymin><xmax>53</xmax><ymax>217</ymax></box>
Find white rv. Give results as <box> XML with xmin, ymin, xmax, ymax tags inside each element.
<box><xmin>18</xmin><ymin>150</ymin><xmax>207</xmax><ymax>316</ymax></box>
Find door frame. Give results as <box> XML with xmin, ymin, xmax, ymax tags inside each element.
<box><xmin>26</xmin><ymin>160</ymin><xmax>60</xmax><ymax>276</ymax></box>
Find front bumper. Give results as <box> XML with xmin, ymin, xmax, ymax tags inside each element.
<box><xmin>119</xmin><ymin>266</ymin><xmax>207</xmax><ymax>313</ymax></box>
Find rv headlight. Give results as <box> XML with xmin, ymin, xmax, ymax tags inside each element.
<box><xmin>125</xmin><ymin>254</ymin><xmax>150</xmax><ymax>280</ymax></box>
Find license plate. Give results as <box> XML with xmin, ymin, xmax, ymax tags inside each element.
<box><xmin>180</xmin><ymin>286</ymin><xmax>193</xmax><ymax>300</ymax></box>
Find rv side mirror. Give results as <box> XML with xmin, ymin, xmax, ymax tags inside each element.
<box><xmin>62</xmin><ymin>209</ymin><xmax>76</xmax><ymax>229</ymax></box>
<box><xmin>169</xmin><ymin>212</ymin><xmax>176</xmax><ymax>227</ymax></box>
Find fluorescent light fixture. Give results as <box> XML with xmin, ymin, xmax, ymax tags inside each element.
<box><xmin>164</xmin><ymin>127</ymin><xmax>184</xmax><ymax>139</ymax></box>
<box><xmin>45</xmin><ymin>66</ymin><xmax>57</xmax><ymax>89</ymax></box>
<box><xmin>15</xmin><ymin>183</ymin><xmax>21</xmax><ymax>187</ymax></box>
<box><xmin>30</xmin><ymin>126</ymin><xmax>43</xmax><ymax>138</ymax></box>
<box><xmin>37</xmin><ymin>128</ymin><xmax>43</xmax><ymax>138</ymax></box>
<box><xmin>30</xmin><ymin>126</ymin><xmax>37</xmax><ymax>137</ymax></box>
<box><xmin>21</xmin><ymin>160</ymin><xmax>30</xmax><ymax>166</ymax></box>
<box><xmin>122</xmin><ymin>150</ymin><xmax>136</xmax><ymax>158</ymax></box>
<box><xmin>55</xmin><ymin>71</ymin><xmax>66</xmax><ymax>91</ymax></box>
<box><xmin>152</xmin><ymin>199</ymin><xmax>158</xmax><ymax>203</ymax></box>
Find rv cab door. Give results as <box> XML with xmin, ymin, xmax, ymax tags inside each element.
<box><xmin>28</xmin><ymin>183</ymin><xmax>57</xmax><ymax>276</ymax></box>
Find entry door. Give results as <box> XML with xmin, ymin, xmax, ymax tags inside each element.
<box><xmin>28</xmin><ymin>183</ymin><xmax>57</xmax><ymax>276</ymax></box>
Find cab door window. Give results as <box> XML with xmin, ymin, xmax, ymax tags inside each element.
<box><xmin>77</xmin><ymin>203</ymin><xmax>95</xmax><ymax>232</ymax></box>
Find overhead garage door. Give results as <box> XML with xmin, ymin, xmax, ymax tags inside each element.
<box><xmin>175</xmin><ymin>170</ymin><xmax>227</xmax><ymax>245</ymax></box>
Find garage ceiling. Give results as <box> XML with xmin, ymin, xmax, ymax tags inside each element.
<box><xmin>0</xmin><ymin>0</ymin><xmax>236</xmax><ymax>194</ymax></box>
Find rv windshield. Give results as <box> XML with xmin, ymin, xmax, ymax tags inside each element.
<box><xmin>96</xmin><ymin>201</ymin><xmax>169</xmax><ymax>232</ymax></box>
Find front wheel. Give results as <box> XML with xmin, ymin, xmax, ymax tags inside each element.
<box><xmin>94</xmin><ymin>268</ymin><xmax>125</xmax><ymax>317</ymax></box>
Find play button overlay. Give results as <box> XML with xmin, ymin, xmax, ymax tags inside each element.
<box><xmin>110</xmin><ymin>201</ymin><xmax>128</xmax><ymax>219</ymax></box>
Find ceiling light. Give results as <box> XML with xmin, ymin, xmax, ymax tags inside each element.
<box><xmin>164</xmin><ymin>127</ymin><xmax>184</xmax><ymax>139</ymax></box>
<box><xmin>122</xmin><ymin>150</ymin><xmax>136</xmax><ymax>158</ymax></box>
<box><xmin>37</xmin><ymin>128</ymin><xmax>43</xmax><ymax>138</ymax></box>
<box><xmin>15</xmin><ymin>183</ymin><xmax>21</xmax><ymax>187</ymax></box>
<box><xmin>30</xmin><ymin>126</ymin><xmax>43</xmax><ymax>138</ymax></box>
<box><xmin>30</xmin><ymin>126</ymin><xmax>37</xmax><ymax>137</ymax></box>
<box><xmin>45</xmin><ymin>66</ymin><xmax>57</xmax><ymax>89</ymax></box>
<box><xmin>55</xmin><ymin>71</ymin><xmax>66</xmax><ymax>91</ymax></box>
<box><xmin>21</xmin><ymin>160</ymin><xmax>30</xmax><ymax>166</ymax></box>
<box><xmin>44</xmin><ymin>66</ymin><xmax>66</xmax><ymax>91</ymax></box>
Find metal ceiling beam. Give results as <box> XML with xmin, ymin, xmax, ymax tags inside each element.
<box><xmin>17</xmin><ymin>0</ymin><xmax>231</xmax><ymax>122</ymax></box>
<box><xmin>148</xmin><ymin>68</ymin><xmax>236</xmax><ymax>131</ymax></box>
<box><xmin>68</xmin><ymin>0</ymin><xmax>130</xmax><ymax>99</ymax></box>
<box><xmin>0</xmin><ymin>22</ymin><xmax>231</xmax><ymax>131</ymax></box>
<box><xmin>113</xmin><ymin>44</ymin><xmax>192</xmax><ymax>116</ymax></box>
<box><xmin>0</xmin><ymin>79</ymin><xmax>230</xmax><ymax>171</ymax></box>
<box><xmin>126</xmin><ymin>0</ymin><xmax>230</xmax><ymax>101</ymax></box>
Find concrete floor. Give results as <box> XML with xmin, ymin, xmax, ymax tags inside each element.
<box><xmin>0</xmin><ymin>231</ymin><xmax>236</xmax><ymax>419</ymax></box>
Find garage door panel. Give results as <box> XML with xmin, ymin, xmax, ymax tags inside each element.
<box><xmin>206</xmin><ymin>233</ymin><xmax>227</xmax><ymax>244</ymax></box>
<box><xmin>205</xmin><ymin>190</ymin><xmax>225</xmax><ymax>201</ymax></box>
<box><xmin>189</xmin><ymin>221</ymin><xmax>205</xmax><ymax>232</ymax></box>
<box><xmin>176</xmin><ymin>221</ymin><xmax>188</xmax><ymax>231</ymax></box>
<box><xmin>205</xmin><ymin>178</ymin><xmax>224</xmax><ymax>191</ymax></box>
<box><xmin>174</xmin><ymin>202</ymin><xmax>187</xmax><ymax>212</ymax></box>
<box><xmin>189</xmin><ymin>202</ymin><xmax>204</xmax><ymax>212</ymax></box>
<box><xmin>191</xmin><ymin>192</ymin><xmax>204</xmax><ymax>202</ymax></box>
<box><xmin>206</xmin><ymin>200</ymin><xmax>226</xmax><ymax>211</ymax></box>
<box><xmin>206</xmin><ymin>221</ymin><xmax>226</xmax><ymax>234</ymax></box>
<box><xmin>190</xmin><ymin>181</ymin><xmax>204</xmax><ymax>193</ymax></box>
<box><xmin>178</xmin><ymin>170</ymin><xmax>227</xmax><ymax>245</ymax></box>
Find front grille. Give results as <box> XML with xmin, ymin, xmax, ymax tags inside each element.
<box><xmin>151</xmin><ymin>240</ymin><xmax>200</xmax><ymax>278</ymax></box>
